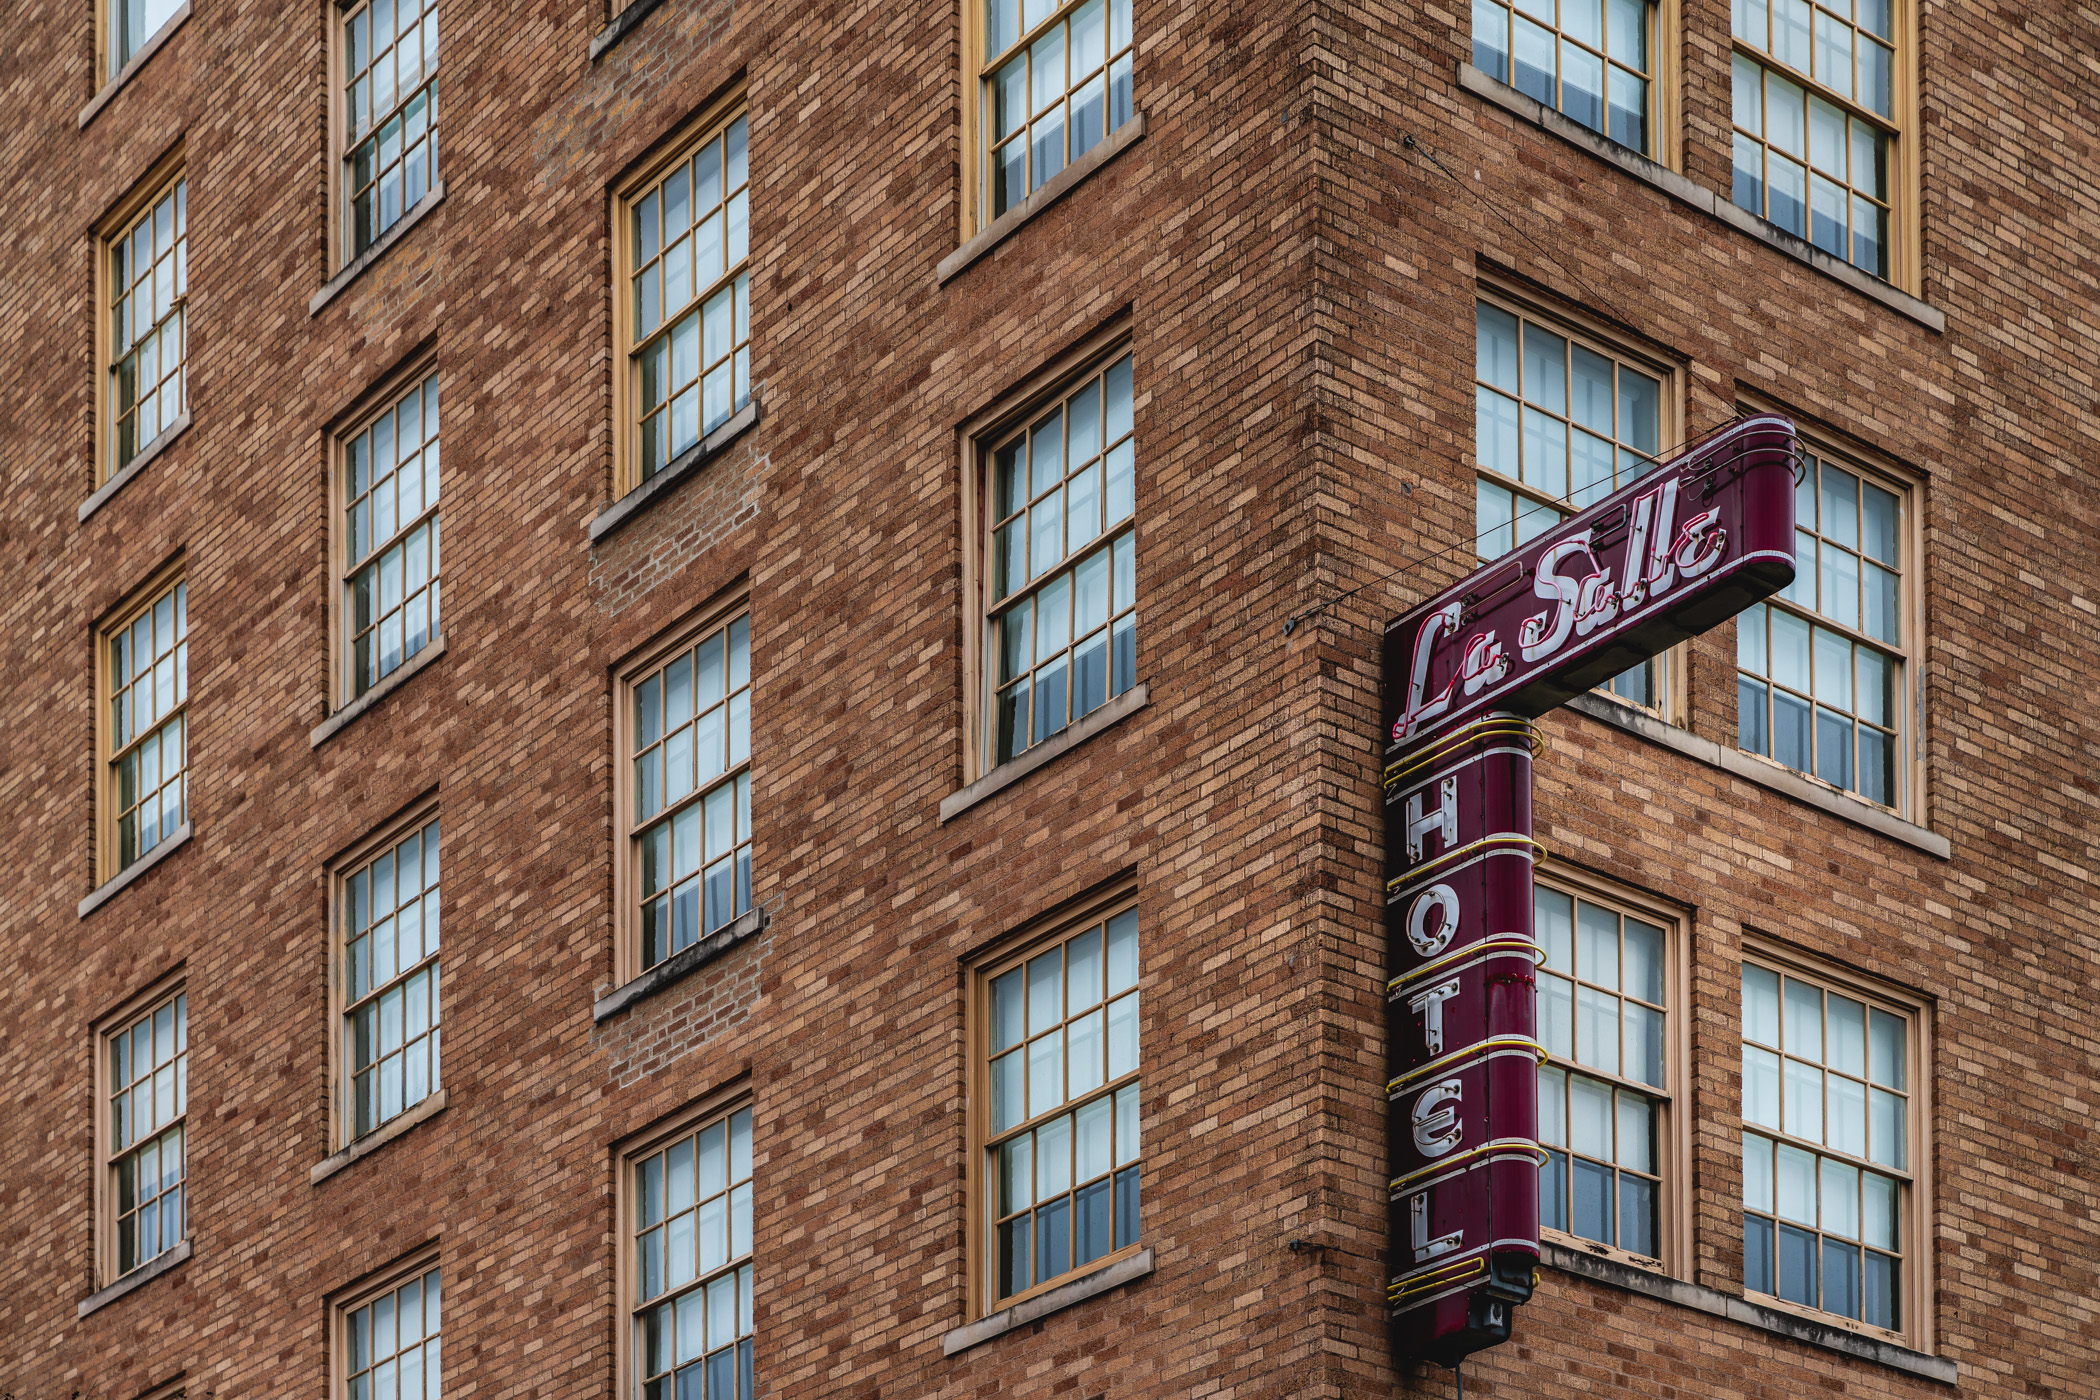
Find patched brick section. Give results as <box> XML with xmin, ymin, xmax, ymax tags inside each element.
<box><xmin>590</xmin><ymin>442</ymin><xmax>766</xmax><ymax>616</ymax></box>
<box><xmin>591</xmin><ymin>929</ymin><xmax>773</xmax><ymax>1090</ymax></box>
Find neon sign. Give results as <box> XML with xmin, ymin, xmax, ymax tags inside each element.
<box><xmin>1382</xmin><ymin>414</ymin><xmax>1798</xmax><ymax>1364</ymax></box>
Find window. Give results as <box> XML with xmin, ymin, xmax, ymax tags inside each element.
<box><xmin>976</xmin><ymin>902</ymin><xmax>1141</xmax><ymax>1309</ymax></box>
<box><xmin>620</xmin><ymin>609</ymin><xmax>753</xmax><ymax>980</ymax></box>
<box><xmin>617</xmin><ymin>106</ymin><xmax>752</xmax><ymax>491</ymax></box>
<box><xmin>341</xmin><ymin>0</ymin><xmax>439</xmax><ymax>262</ymax></box>
<box><xmin>338</xmin><ymin>813</ymin><xmax>442</xmax><ymax>1143</ymax></box>
<box><xmin>1741</xmin><ymin>953</ymin><xmax>1922</xmax><ymax>1336</ymax></box>
<box><xmin>1533</xmin><ymin>881</ymin><xmax>1676</xmax><ymax>1264</ymax></box>
<box><xmin>99</xmin><ymin>984</ymin><xmax>188</xmax><ymax>1282</ymax></box>
<box><xmin>103</xmin><ymin>169</ymin><xmax>188</xmax><ymax>482</ymax></box>
<box><xmin>1472</xmin><ymin>0</ymin><xmax>1657</xmax><ymax>153</ymax></box>
<box><xmin>626</xmin><ymin>1104</ymin><xmax>755</xmax><ymax>1400</ymax></box>
<box><xmin>981</xmin><ymin>352</ymin><xmax>1138</xmax><ymax>768</ymax></box>
<box><xmin>1472</xmin><ymin>295</ymin><xmax>1671</xmax><ymax>707</ymax></box>
<box><xmin>978</xmin><ymin>0</ymin><xmax>1135</xmax><ymax>223</ymax></box>
<box><xmin>104</xmin><ymin>0</ymin><xmax>183</xmax><ymax>80</ymax></box>
<box><xmin>340</xmin><ymin>370</ymin><xmax>442</xmax><ymax>702</ymax></box>
<box><xmin>1730</xmin><ymin>0</ymin><xmax>1897</xmax><ymax>278</ymax></box>
<box><xmin>101</xmin><ymin>568</ymin><xmax>189</xmax><ymax>879</ymax></box>
<box><xmin>1734</xmin><ymin>447</ymin><xmax>1911</xmax><ymax>809</ymax></box>
<box><xmin>339</xmin><ymin>1256</ymin><xmax>443</xmax><ymax>1400</ymax></box>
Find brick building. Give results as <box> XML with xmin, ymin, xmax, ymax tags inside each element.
<box><xmin>2</xmin><ymin>0</ymin><xmax>2094</xmax><ymax>1396</ymax></box>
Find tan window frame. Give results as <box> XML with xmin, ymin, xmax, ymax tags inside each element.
<box><xmin>331</xmin><ymin>1244</ymin><xmax>444</xmax><ymax>1400</ymax></box>
<box><xmin>329</xmin><ymin>0</ymin><xmax>441</xmax><ymax>272</ymax></box>
<box><xmin>93</xmin><ymin>969</ymin><xmax>189</xmax><ymax>1289</ymax></box>
<box><xmin>1472</xmin><ymin>281</ymin><xmax>1688</xmax><ymax>724</ymax></box>
<box><xmin>96</xmin><ymin>557</ymin><xmax>190</xmax><ymax>883</ymax></box>
<box><xmin>1728</xmin><ymin>0</ymin><xmax>1921</xmax><ymax>291</ymax></box>
<box><xmin>957</xmin><ymin>321</ymin><xmax>1137</xmax><ymax>783</ymax></box>
<box><xmin>329</xmin><ymin>355</ymin><xmax>443</xmax><ymax>710</ymax></box>
<box><xmin>1532</xmin><ymin>865</ymin><xmax>1692</xmax><ymax>1276</ymax></box>
<box><xmin>611</xmin><ymin>586</ymin><xmax>755</xmax><ymax>988</ymax></box>
<box><xmin>1730</xmin><ymin>406</ymin><xmax>1924</xmax><ymax>818</ymax></box>
<box><xmin>93</xmin><ymin>147</ymin><xmax>188</xmax><ymax>490</ymax></box>
<box><xmin>327</xmin><ymin>798</ymin><xmax>443</xmax><ymax>1152</ymax></box>
<box><xmin>1469</xmin><ymin>0</ymin><xmax>1683</xmax><ymax>167</ymax></box>
<box><xmin>1739</xmin><ymin>936</ymin><xmax>1933</xmax><ymax>1351</ymax></box>
<box><xmin>610</xmin><ymin>88</ymin><xmax>752</xmax><ymax>499</ymax></box>
<box><xmin>614</xmin><ymin>1085</ymin><xmax>756</xmax><ymax>1400</ymax></box>
<box><xmin>965</xmin><ymin>878</ymin><xmax>1142</xmax><ymax>1319</ymax></box>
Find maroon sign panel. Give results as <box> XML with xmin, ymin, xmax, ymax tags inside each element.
<box><xmin>1383</xmin><ymin>415</ymin><xmax>1798</xmax><ymax>1365</ymax></box>
<box><xmin>1387</xmin><ymin>414</ymin><xmax>1800</xmax><ymax>748</ymax></box>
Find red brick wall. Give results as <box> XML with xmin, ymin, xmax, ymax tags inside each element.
<box><xmin>1</xmin><ymin>1</ymin><xmax>2093</xmax><ymax>1398</ymax></box>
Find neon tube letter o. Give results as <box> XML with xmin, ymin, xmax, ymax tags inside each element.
<box><xmin>1407</xmin><ymin>884</ymin><xmax>1461</xmax><ymax>957</ymax></box>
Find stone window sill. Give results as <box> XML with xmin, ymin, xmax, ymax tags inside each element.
<box><xmin>311</xmin><ymin>636</ymin><xmax>447</xmax><ymax>748</ymax></box>
<box><xmin>310</xmin><ymin>1088</ymin><xmax>449</xmax><ymax>1185</ymax></box>
<box><xmin>1542</xmin><ymin>1241</ymin><xmax>1955</xmax><ymax>1384</ymax></box>
<box><xmin>939</xmin><ymin>683</ymin><xmax>1148</xmax><ymax>823</ymax></box>
<box><xmin>310</xmin><ymin>184</ymin><xmax>446</xmax><ymax>316</ymax></box>
<box><xmin>589</xmin><ymin>0</ymin><xmax>669</xmax><ymax>59</ymax></box>
<box><xmin>1566</xmin><ymin>692</ymin><xmax>1948</xmax><ymax>857</ymax></box>
<box><xmin>589</xmin><ymin>400</ymin><xmax>761</xmax><ymax>545</ymax></box>
<box><xmin>80</xmin><ymin>412</ymin><xmax>190</xmax><ymax>523</ymax></box>
<box><xmin>937</xmin><ymin>115</ymin><xmax>1147</xmax><ymax>285</ymax></box>
<box><xmin>79</xmin><ymin>823</ymin><xmax>192</xmax><ymax>920</ymax></box>
<box><xmin>1456</xmin><ymin>64</ymin><xmax>1945</xmax><ymax>334</ymax></box>
<box><xmin>942</xmin><ymin>1247</ymin><xmax>1154</xmax><ymax>1356</ymax></box>
<box><xmin>78</xmin><ymin>1239</ymin><xmax>191</xmax><ymax>1318</ymax></box>
<box><xmin>594</xmin><ymin>906</ymin><xmax>769</xmax><ymax>1024</ymax></box>
<box><xmin>78</xmin><ymin>1</ymin><xmax>192</xmax><ymax>129</ymax></box>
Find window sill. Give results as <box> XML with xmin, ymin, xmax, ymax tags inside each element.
<box><xmin>942</xmin><ymin>1247</ymin><xmax>1154</xmax><ymax>1356</ymax></box>
<box><xmin>77</xmin><ymin>1239</ymin><xmax>190</xmax><ymax>1319</ymax></box>
<box><xmin>310</xmin><ymin>636</ymin><xmax>447</xmax><ymax>749</ymax></box>
<box><xmin>1564</xmin><ymin>691</ymin><xmax>1950</xmax><ymax>858</ymax></box>
<box><xmin>310</xmin><ymin>1088</ymin><xmax>449</xmax><ymax>1185</ymax></box>
<box><xmin>593</xmin><ymin>905</ymin><xmax>770</xmax><ymax>1024</ymax></box>
<box><xmin>589</xmin><ymin>400</ymin><xmax>761</xmax><ymax>546</ymax></box>
<box><xmin>79</xmin><ymin>412</ymin><xmax>191</xmax><ymax>523</ymax></box>
<box><xmin>1455</xmin><ymin>64</ymin><xmax>1946</xmax><ymax>334</ymax></box>
<box><xmin>78</xmin><ymin>1</ymin><xmax>192</xmax><ymax>130</ymax></box>
<box><xmin>589</xmin><ymin>0</ymin><xmax>670</xmax><ymax>59</ymax></box>
<box><xmin>309</xmin><ymin>183</ymin><xmax>447</xmax><ymax>316</ymax></box>
<box><xmin>939</xmin><ymin>683</ymin><xmax>1148</xmax><ymax>823</ymax></box>
<box><xmin>937</xmin><ymin>115</ymin><xmax>1147</xmax><ymax>285</ymax></box>
<box><xmin>79</xmin><ymin>822</ymin><xmax>192</xmax><ymax>920</ymax></box>
<box><xmin>1541</xmin><ymin>1241</ymin><xmax>1955</xmax><ymax>1384</ymax></box>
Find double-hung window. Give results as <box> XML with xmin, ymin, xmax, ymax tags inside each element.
<box><xmin>341</xmin><ymin>0</ymin><xmax>439</xmax><ymax>262</ymax></box>
<box><xmin>1473</xmin><ymin>295</ymin><xmax>1671</xmax><ymax>707</ymax></box>
<box><xmin>626</xmin><ymin>1103</ymin><xmax>756</xmax><ymax>1400</ymax></box>
<box><xmin>620</xmin><ymin>607</ymin><xmax>754</xmax><ymax>979</ymax></box>
<box><xmin>981</xmin><ymin>351</ymin><xmax>1138</xmax><ymax>768</ymax></box>
<box><xmin>1534</xmin><ymin>881</ymin><xmax>1677</xmax><ymax>1264</ymax></box>
<box><xmin>1741</xmin><ymin>953</ymin><xmax>1924</xmax><ymax>1337</ymax></box>
<box><xmin>99</xmin><ymin>983</ymin><xmax>188</xmax><ymax>1282</ymax></box>
<box><xmin>618</xmin><ymin>106</ymin><xmax>752</xmax><ymax>491</ymax></box>
<box><xmin>103</xmin><ymin>0</ymin><xmax>184</xmax><ymax>80</ymax></box>
<box><xmin>337</xmin><ymin>812</ymin><xmax>443</xmax><ymax>1142</ymax></box>
<box><xmin>1472</xmin><ymin>0</ymin><xmax>1658</xmax><ymax>153</ymax></box>
<box><xmin>1730</xmin><ymin>0</ymin><xmax>1899</xmax><ymax>279</ymax></box>
<box><xmin>1735</xmin><ymin>447</ymin><xmax>1913</xmax><ymax>810</ymax></box>
<box><xmin>101</xmin><ymin>568</ymin><xmax>189</xmax><ymax>877</ymax></box>
<box><xmin>340</xmin><ymin>370</ymin><xmax>442</xmax><ymax>702</ymax></box>
<box><xmin>977</xmin><ymin>902</ymin><xmax>1142</xmax><ymax>1308</ymax></box>
<box><xmin>339</xmin><ymin>1254</ymin><xmax>444</xmax><ymax>1400</ymax></box>
<box><xmin>979</xmin><ymin>0</ymin><xmax>1135</xmax><ymax>223</ymax></box>
<box><xmin>103</xmin><ymin>167</ymin><xmax>188</xmax><ymax>481</ymax></box>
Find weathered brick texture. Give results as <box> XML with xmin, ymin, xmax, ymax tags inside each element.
<box><xmin>1</xmin><ymin>1</ymin><xmax>2093</xmax><ymax>1399</ymax></box>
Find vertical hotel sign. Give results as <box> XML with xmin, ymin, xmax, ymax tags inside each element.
<box><xmin>1381</xmin><ymin>414</ymin><xmax>1799</xmax><ymax>1364</ymax></box>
